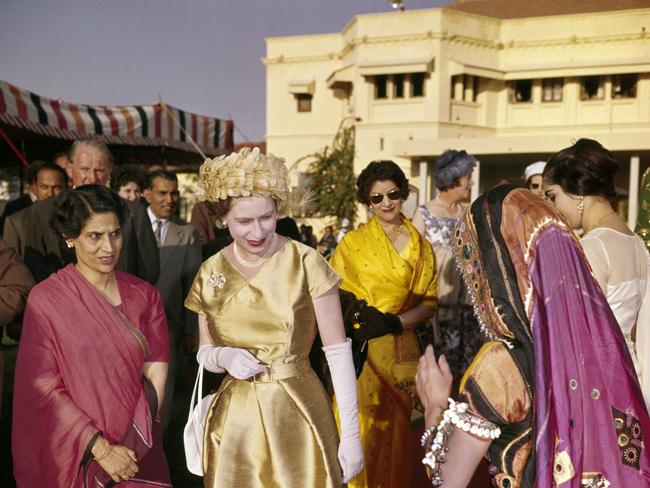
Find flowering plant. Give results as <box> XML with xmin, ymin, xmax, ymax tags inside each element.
<box><xmin>197</xmin><ymin>147</ymin><xmax>290</xmax><ymax>203</ymax></box>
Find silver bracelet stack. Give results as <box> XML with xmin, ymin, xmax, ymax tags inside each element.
<box><xmin>421</xmin><ymin>398</ymin><xmax>501</xmax><ymax>486</ymax></box>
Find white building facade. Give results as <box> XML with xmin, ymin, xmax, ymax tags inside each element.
<box><xmin>265</xmin><ymin>2</ymin><xmax>650</xmax><ymax>224</ymax></box>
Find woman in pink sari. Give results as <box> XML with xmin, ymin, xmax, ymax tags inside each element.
<box><xmin>12</xmin><ymin>185</ymin><xmax>171</xmax><ymax>487</ymax></box>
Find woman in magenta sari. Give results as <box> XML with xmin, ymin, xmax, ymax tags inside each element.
<box><xmin>415</xmin><ymin>185</ymin><xmax>650</xmax><ymax>487</ymax></box>
<box><xmin>12</xmin><ymin>185</ymin><xmax>171</xmax><ymax>487</ymax></box>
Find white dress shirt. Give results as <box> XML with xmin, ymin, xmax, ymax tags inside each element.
<box><xmin>147</xmin><ymin>206</ymin><xmax>169</xmax><ymax>245</ymax></box>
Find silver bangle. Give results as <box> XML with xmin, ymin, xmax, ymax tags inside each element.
<box><xmin>420</xmin><ymin>425</ymin><xmax>436</xmax><ymax>447</ymax></box>
<box><xmin>422</xmin><ymin>398</ymin><xmax>501</xmax><ymax>486</ymax></box>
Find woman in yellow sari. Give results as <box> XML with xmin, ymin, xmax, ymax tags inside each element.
<box><xmin>330</xmin><ymin>160</ymin><xmax>437</xmax><ymax>487</ymax></box>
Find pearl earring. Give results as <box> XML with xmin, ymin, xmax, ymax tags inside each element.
<box><xmin>66</xmin><ymin>240</ymin><xmax>74</xmax><ymax>248</ymax></box>
<box><xmin>576</xmin><ymin>196</ymin><xmax>585</xmax><ymax>216</ymax></box>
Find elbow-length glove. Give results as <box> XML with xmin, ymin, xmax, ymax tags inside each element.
<box><xmin>196</xmin><ymin>345</ymin><xmax>265</xmax><ymax>380</ymax></box>
<box><xmin>323</xmin><ymin>339</ymin><xmax>364</xmax><ymax>482</ymax></box>
<box><xmin>339</xmin><ymin>289</ymin><xmax>403</xmax><ymax>343</ymax></box>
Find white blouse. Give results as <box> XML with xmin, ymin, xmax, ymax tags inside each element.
<box><xmin>581</xmin><ymin>228</ymin><xmax>650</xmax><ymax>407</ymax></box>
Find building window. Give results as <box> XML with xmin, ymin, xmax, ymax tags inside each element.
<box><xmin>542</xmin><ymin>78</ymin><xmax>563</xmax><ymax>102</ymax></box>
<box><xmin>612</xmin><ymin>74</ymin><xmax>637</xmax><ymax>98</ymax></box>
<box><xmin>296</xmin><ymin>94</ymin><xmax>312</xmax><ymax>112</ymax></box>
<box><xmin>411</xmin><ymin>73</ymin><xmax>425</xmax><ymax>97</ymax></box>
<box><xmin>451</xmin><ymin>75</ymin><xmax>462</xmax><ymax>100</ymax></box>
<box><xmin>580</xmin><ymin>76</ymin><xmax>605</xmax><ymax>100</ymax></box>
<box><xmin>393</xmin><ymin>74</ymin><xmax>405</xmax><ymax>98</ymax></box>
<box><xmin>511</xmin><ymin>80</ymin><xmax>532</xmax><ymax>103</ymax></box>
<box><xmin>375</xmin><ymin>75</ymin><xmax>388</xmax><ymax>99</ymax></box>
<box><xmin>470</xmin><ymin>75</ymin><xmax>479</xmax><ymax>102</ymax></box>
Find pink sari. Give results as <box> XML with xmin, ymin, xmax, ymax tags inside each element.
<box><xmin>12</xmin><ymin>264</ymin><xmax>170</xmax><ymax>487</ymax></box>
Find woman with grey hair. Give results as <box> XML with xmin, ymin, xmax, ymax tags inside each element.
<box><xmin>412</xmin><ymin>149</ymin><xmax>482</xmax><ymax>380</ymax></box>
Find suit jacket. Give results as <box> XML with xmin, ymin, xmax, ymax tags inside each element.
<box><xmin>0</xmin><ymin>194</ymin><xmax>32</xmax><ymax>236</ymax></box>
<box><xmin>3</xmin><ymin>195</ymin><xmax>160</xmax><ymax>284</ymax></box>
<box><xmin>0</xmin><ymin>237</ymin><xmax>34</xmax><ymax>326</ymax></box>
<box><xmin>155</xmin><ymin>217</ymin><xmax>201</xmax><ymax>345</ymax></box>
<box><xmin>190</xmin><ymin>201</ymin><xmax>218</xmax><ymax>246</ymax></box>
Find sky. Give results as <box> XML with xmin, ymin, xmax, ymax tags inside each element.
<box><xmin>0</xmin><ymin>0</ymin><xmax>448</xmax><ymax>143</ymax></box>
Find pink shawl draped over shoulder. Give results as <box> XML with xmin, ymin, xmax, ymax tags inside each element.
<box><xmin>12</xmin><ymin>264</ymin><xmax>168</xmax><ymax>487</ymax></box>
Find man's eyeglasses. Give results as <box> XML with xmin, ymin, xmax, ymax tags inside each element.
<box><xmin>369</xmin><ymin>189</ymin><xmax>402</xmax><ymax>205</ymax></box>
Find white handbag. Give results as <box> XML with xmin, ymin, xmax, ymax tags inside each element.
<box><xmin>183</xmin><ymin>363</ymin><xmax>215</xmax><ymax>476</ymax></box>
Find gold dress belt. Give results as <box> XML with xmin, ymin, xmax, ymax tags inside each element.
<box><xmin>244</xmin><ymin>358</ymin><xmax>311</xmax><ymax>383</ymax></box>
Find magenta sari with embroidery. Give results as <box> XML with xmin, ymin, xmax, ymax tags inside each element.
<box><xmin>12</xmin><ymin>264</ymin><xmax>170</xmax><ymax>487</ymax></box>
<box><xmin>454</xmin><ymin>186</ymin><xmax>650</xmax><ymax>486</ymax></box>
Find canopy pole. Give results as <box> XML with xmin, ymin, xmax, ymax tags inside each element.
<box><xmin>158</xmin><ymin>98</ymin><xmax>207</xmax><ymax>160</ymax></box>
<box><xmin>0</xmin><ymin>127</ymin><xmax>29</xmax><ymax>167</ymax></box>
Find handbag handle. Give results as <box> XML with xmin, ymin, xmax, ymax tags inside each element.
<box><xmin>187</xmin><ymin>362</ymin><xmax>206</xmax><ymax>421</ymax></box>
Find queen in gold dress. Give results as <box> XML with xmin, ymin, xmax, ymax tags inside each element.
<box><xmin>330</xmin><ymin>160</ymin><xmax>437</xmax><ymax>487</ymax></box>
<box><xmin>184</xmin><ymin>147</ymin><xmax>363</xmax><ymax>488</ymax></box>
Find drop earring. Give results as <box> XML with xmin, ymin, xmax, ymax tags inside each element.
<box><xmin>66</xmin><ymin>240</ymin><xmax>74</xmax><ymax>248</ymax></box>
<box><xmin>576</xmin><ymin>196</ymin><xmax>585</xmax><ymax>216</ymax></box>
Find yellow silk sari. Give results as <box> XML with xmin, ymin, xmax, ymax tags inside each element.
<box><xmin>330</xmin><ymin>217</ymin><xmax>437</xmax><ymax>488</ymax></box>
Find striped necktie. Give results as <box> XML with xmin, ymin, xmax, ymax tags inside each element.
<box><xmin>154</xmin><ymin>220</ymin><xmax>162</xmax><ymax>247</ymax></box>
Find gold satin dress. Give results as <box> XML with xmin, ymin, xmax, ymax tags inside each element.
<box><xmin>185</xmin><ymin>240</ymin><xmax>343</xmax><ymax>488</ymax></box>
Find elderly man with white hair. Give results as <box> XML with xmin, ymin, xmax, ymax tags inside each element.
<box><xmin>4</xmin><ymin>138</ymin><xmax>159</xmax><ymax>284</ymax></box>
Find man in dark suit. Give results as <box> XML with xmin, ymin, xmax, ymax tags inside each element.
<box><xmin>3</xmin><ymin>139</ymin><xmax>159</xmax><ymax>284</ymax></box>
<box><xmin>0</xmin><ymin>162</ymin><xmax>68</xmax><ymax>235</ymax></box>
<box><xmin>144</xmin><ymin>169</ymin><xmax>201</xmax><ymax>433</ymax></box>
<box><xmin>0</xmin><ymin>236</ymin><xmax>34</xmax><ymax>380</ymax></box>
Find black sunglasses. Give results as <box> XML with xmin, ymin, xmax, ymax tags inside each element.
<box><xmin>369</xmin><ymin>189</ymin><xmax>401</xmax><ymax>205</ymax></box>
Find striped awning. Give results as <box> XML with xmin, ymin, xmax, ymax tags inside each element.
<box><xmin>0</xmin><ymin>80</ymin><xmax>232</xmax><ymax>157</ymax></box>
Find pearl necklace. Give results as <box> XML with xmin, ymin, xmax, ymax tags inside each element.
<box><xmin>233</xmin><ymin>233</ymin><xmax>278</xmax><ymax>268</ymax></box>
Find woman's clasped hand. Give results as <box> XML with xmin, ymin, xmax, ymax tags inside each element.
<box><xmin>93</xmin><ymin>438</ymin><xmax>140</xmax><ymax>484</ymax></box>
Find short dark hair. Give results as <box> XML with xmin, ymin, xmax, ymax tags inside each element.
<box><xmin>544</xmin><ymin>138</ymin><xmax>619</xmax><ymax>198</ymax></box>
<box><xmin>25</xmin><ymin>160</ymin><xmax>47</xmax><ymax>185</ymax></box>
<box><xmin>145</xmin><ymin>169</ymin><xmax>178</xmax><ymax>189</ymax></box>
<box><xmin>356</xmin><ymin>160</ymin><xmax>409</xmax><ymax>205</ymax></box>
<box><xmin>34</xmin><ymin>163</ymin><xmax>69</xmax><ymax>186</ymax></box>
<box><xmin>53</xmin><ymin>151</ymin><xmax>69</xmax><ymax>164</ymax></box>
<box><xmin>110</xmin><ymin>165</ymin><xmax>145</xmax><ymax>192</ymax></box>
<box><xmin>50</xmin><ymin>184</ymin><xmax>130</xmax><ymax>239</ymax></box>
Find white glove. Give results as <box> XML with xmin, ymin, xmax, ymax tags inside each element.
<box><xmin>323</xmin><ymin>339</ymin><xmax>364</xmax><ymax>482</ymax></box>
<box><xmin>196</xmin><ymin>345</ymin><xmax>265</xmax><ymax>380</ymax></box>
